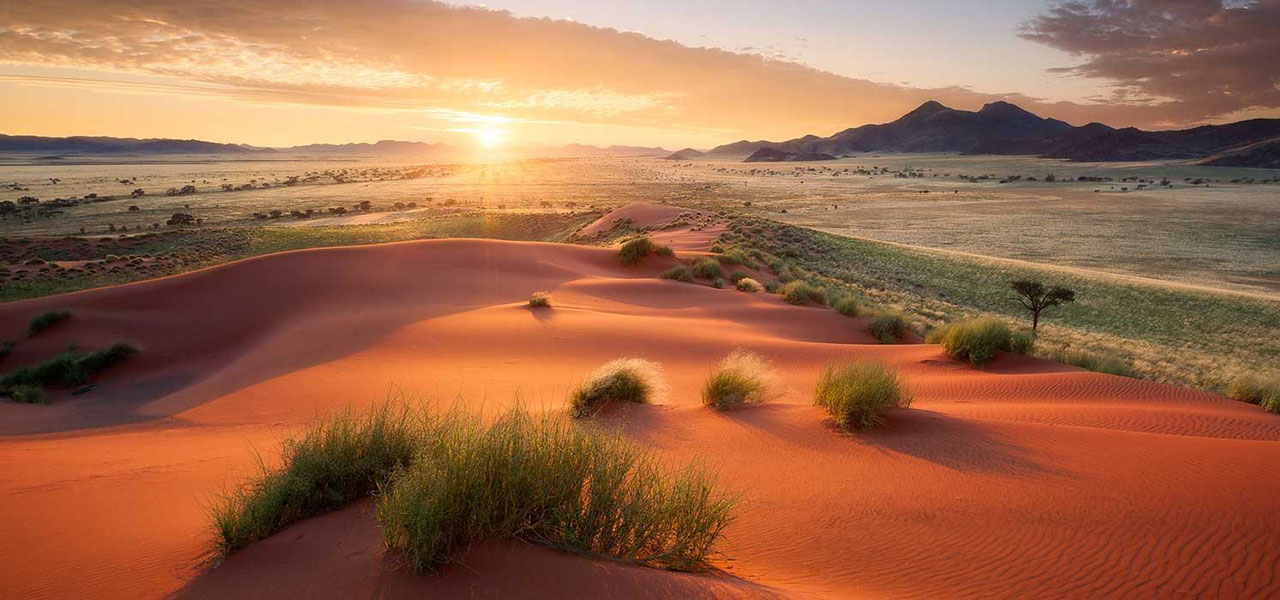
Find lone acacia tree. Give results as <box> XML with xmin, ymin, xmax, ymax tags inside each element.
<box><xmin>1010</xmin><ymin>280</ymin><xmax>1075</xmax><ymax>336</ymax></box>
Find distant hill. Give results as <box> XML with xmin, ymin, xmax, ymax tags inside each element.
<box><xmin>284</xmin><ymin>140</ymin><xmax>452</xmax><ymax>156</ymax></box>
<box><xmin>664</xmin><ymin>148</ymin><xmax>705</xmax><ymax>160</ymax></box>
<box><xmin>552</xmin><ymin>144</ymin><xmax>668</xmax><ymax>157</ymax></box>
<box><xmin>0</xmin><ymin>134</ymin><xmax>272</xmax><ymax>155</ymax></box>
<box><xmin>743</xmin><ymin>147</ymin><xmax>837</xmax><ymax>162</ymax></box>
<box><xmin>707</xmin><ymin>101</ymin><xmax>1280</xmax><ymax>167</ymax></box>
<box><xmin>1195</xmin><ymin>138</ymin><xmax>1280</xmax><ymax>168</ymax></box>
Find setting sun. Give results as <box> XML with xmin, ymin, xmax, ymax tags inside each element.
<box><xmin>475</xmin><ymin>126</ymin><xmax>504</xmax><ymax>148</ymax></box>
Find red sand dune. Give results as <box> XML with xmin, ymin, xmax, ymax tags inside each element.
<box><xmin>1</xmin><ymin>226</ymin><xmax>1279</xmax><ymax>598</ymax></box>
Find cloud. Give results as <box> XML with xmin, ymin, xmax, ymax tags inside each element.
<box><xmin>1020</xmin><ymin>0</ymin><xmax>1280</xmax><ymax>124</ymax></box>
<box><xmin>0</xmin><ymin>0</ymin><xmax>1273</xmax><ymax>144</ymax></box>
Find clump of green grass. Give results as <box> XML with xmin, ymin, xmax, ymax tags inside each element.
<box><xmin>720</xmin><ymin>248</ymin><xmax>753</xmax><ymax>267</ymax></box>
<box><xmin>27</xmin><ymin>309</ymin><xmax>71</xmax><ymax>337</ymax></box>
<box><xmin>868</xmin><ymin>310</ymin><xmax>908</xmax><ymax>344</ymax></box>
<box><xmin>728</xmin><ymin>269</ymin><xmax>750</xmax><ymax>283</ymax></box>
<box><xmin>655</xmin><ymin>244</ymin><xmax>675</xmax><ymax>258</ymax></box>
<box><xmin>659</xmin><ymin>265</ymin><xmax>695</xmax><ymax>282</ymax></box>
<box><xmin>780</xmin><ymin>281</ymin><xmax>827</xmax><ymax>306</ymax></box>
<box><xmin>1227</xmin><ymin>376</ymin><xmax>1280</xmax><ymax>413</ymax></box>
<box><xmin>212</xmin><ymin>403</ymin><xmax>424</xmax><ymax>556</ymax></box>
<box><xmin>939</xmin><ymin>317</ymin><xmax>1012</xmax><ymax>366</ymax></box>
<box><xmin>1009</xmin><ymin>330</ymin><xmax>1035</xmax><ymax>355</ymax></box>
<box><xmin>528</xmin><ymin>291</ymin><xmax>551</xmax><ymax>308</ymax></box>
<box><xmin>1044</xmin><ymin>348</ymin><xmax>1137</xmax><ymax>378</ymax></box>
<box><xmin>9</xmin><ymin>384</ymin><xmax>48</xmax><ymax>405</ymax></box>
<box><xmin>0</xmin><ymin>342</ymin><xmax>139</xmax><ymax>389</ymax></box>
<box><xmin>702</xmin><ymin>350</ymin><xmax>777</xmax><ymax>409</ymax></box>
<box><xmin>617</xmin><ymin>237</ymin><xmax>655</xmax><ymax>265</ymax></box>
<box><xmin>691</xmin><ymin>257</ymin><xmax>722</xmax><ymax>280</ymax></box>
<box><xmin>377</xmin><ymin>409</ymin><xmax>735</xmax><ymax>574</ymax></box>
<box><xmin>735</xmin><ymin>277</ymin><xmax>762</xmax><ymax>293</ymax></box>
<box><xmin>833</xmin><ymin>296</ymin><xmax>860</xmax><ymax>317</ymax></box>
<box><xmin>569</xmin><ymin>358</ymin><xmax>665</xmax><ymax>418</ymax></box>
<box><xmin>814</xmin><ymin>361</ymin><xmax>911</xmax><ymax>431</ymax></box>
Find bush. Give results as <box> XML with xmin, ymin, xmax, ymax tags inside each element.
<box><xmin>0</xmin><ymin>342</ymin><xmax>139</xmax><ymax>389</ymax></box>
<box><xmin>654</xmin><ymin>244</ymin><xmax>675</xmax><ymax>258</ymax></box>
<box><xmin>569</xmin><ymin>358</ymin><xmax>665</xmax><ymax>418</ymax></box>
<box><xmin>735</xmin><ymin>277</ymin><xmax>762</xmax><ymax>293</ymax></box>
<box><xmin>720</xmin><ymin>248</ymin><xmax>753</xmax><ymax>267</ymax></box>
<box><xmin>1044</xmin><ymin>348</ymin><xmax>1137</xmax><ymax>378</ymax></box>
<box><xmin>1009</xmin><ymin>330</ymin><xmax>1035</xmax><ymax>355</ymax></box>
<box><xmin>212</xmin><ymin>403</ymin><xmax>424</xmax><ymax>555</ymax></box>
<box><xmin>1227</xmin><ymin>376</ymin><xmax>1280</xmax><ymax>412</ymax></box>
<box><xmin>377</xmin><ymin>409</ymin><xmax>735</xmax><ymax>574</ymax></box>
<box><xmin>10</xmin><ymin>384</ymin><xmax>48</xmax><ymax>405</ymax></box>
<box><xmin>691</xmin><ymin>257</ymin><xmax>722</xmax><ymax>280</ymax></box>
<box><xmin>702</xmin><ymin>350</ymin><xmax>776</xmax><ymax>409</ymax></box>
<box><xmin>659</xmin><ymin>265</ymin><xmax>694</xmax><ymax>282</ymax></box>
<box><xmin>763</xmin><ymin>280</ymin><xmax>781</xmax><ymax>294</ymax></box>
<box><xmin>814</xmin><ymin>362</ymin><xmax>911</xmax><ymax>431</ymax></box>
<box><xmin>711</xmin><ymin>278</ymin><xmax>725</xmax><ymax>289</ymax></box>
<box><xmin>528</xmin><ymin>291</ymin><xmax>551</xmax><ymax>308</ymax></box>
<box><xmin>833</xmin><ymin>296</ymin><xmax>859</xmax><ymax>317</ymax></box>
<box><xmin>940</xmin><ymin>318</ymin><xmax>1012</xmax><ymax>366</ymax></box>
<box><xmin>27</xmin><ymin>309</ymin><xmax>70</xmax><ymax>337</ymax></box>
<box><xmin>868</xmin><ymin>310</ymin><xmax>908</xmax><ymax>344</ymax></box>
<box><xmin>728</xmin><ymin>269</ymin><xmax>750</xmax><ymax>283</ymax></box>
<box><xmin>617</xmin><ymin>237</ymin><xmax>655</xmax><ymax>265</ymax></box>
<box><xmin>780</xmin><ymin>281</ymin><xmax>827</xmax><ymax>306</ymax></box>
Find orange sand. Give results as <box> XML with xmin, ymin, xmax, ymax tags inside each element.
<box><xmin>1</xmin><ymin>217</ymin><xmax>1278</xmax><ymax>598</ymax></box>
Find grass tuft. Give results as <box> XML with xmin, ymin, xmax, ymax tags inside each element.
<box><xmin>868</xmin><ymin>310</ymin><xmax>908</xmax><ymax>344</ymax></box>
<box><xmin>833</xmin><ymin>296</ymin><xmax>860</xmax><ymax>317</ymax></box>
<box><xmin>1227</xmin><ymin>376</ymin><xmax>1280</xmax><ymax>413</ymax></box>
<box><xmin>939</xmin><ymin>317</ymin><xmax>1012</xmax><ymax>366</ymax></box>
<box><xmin>528</xmin><ymin>291</ymin><xmax>551</xmax><ymax>308</ymax></box>
<box><xmin>1044</xmin><ymin>348</ymin><xmax>1137</xmax><ymax>378</ymax></box>
<box><xmin>211</xmin><ymin>403</ymin><xmax>424</xmax><ymax>556</ymax></box>
<box><xmin>0</xmin><ymin>342</ymin><xmax>139</xmax><ymax>389</ymax></box>
<box><xmin>814</xmin><ymin>361</ymin><xmax>911</xmax><ymax>431</ymax></box>
<box><xmin>735</xmin><ymin>277</ymin><xmax>762</xmax><ymax>293</ymax></box>
<box><xmin>376</xmin><ymin>409</ymin><xmax>735</xmax><ymax>574</ymax></box>
<box><xmin>617</xmin><ymin>237</ymin><xmax>655</xmax><ymax>265</ymax></box>
<box><xmin>702</xmin><ymin>350</ymin><xmax>777</xmax><ymax>409</ymax></box>
<box><xmin>654</xmin><ymin>244</ymin><xmax>675</xmax><ymax>258</ymax></box>
<box><xmin>659</xmin><ymin>265</ymin><xmax>695</xmax><ymax>282</ymax></box>
<box><xmin>691</xmin><ymin>257</ymin><xmax>723</xmax><ymax>280</ymax></box>
<box><xmin>28</xmin><ymin>310</ymin><xmax>71</xmax><ymax>337</ymax></box>
<box><xmin>9</xmin><ymin>384</ymin><xmax>48</xmax><ymax>405</ymax></box>
<box><xmin>569</xmin><ymin>358</ymin><xmax>665</xmax><ymax>418</ymax></box>
<box><xmin>780</xmin><ymin>281</ymin><xmax>827</xmax><ymax>306</ymax></box>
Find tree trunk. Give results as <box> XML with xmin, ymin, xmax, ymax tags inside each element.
<box><xmin>1032</xmin><ymin>311</ymin><xmax>1040</xmax><ymax>336</ymax></box>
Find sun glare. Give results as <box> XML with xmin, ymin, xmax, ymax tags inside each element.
<box><xmin>476</xmin><ymin>126</ymin><xmax>503</xmax><ymax>148</ymax></box>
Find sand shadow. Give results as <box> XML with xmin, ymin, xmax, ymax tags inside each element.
<box><xmin>857</xmin><ymin>409</ymin><xmax>1067</xmax><ymax>477</ymax></box>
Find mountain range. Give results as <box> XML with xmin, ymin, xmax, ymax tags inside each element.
<box><xmin>705</xmin><ymin>101</ymin><xmax>1280</xmax><ymax>167</ymax></box>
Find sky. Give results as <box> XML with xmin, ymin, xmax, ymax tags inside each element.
<box><xmin>0</xmin><ymin>0</ymin><xmax>1276</xmax><ymax>149</ymax></box>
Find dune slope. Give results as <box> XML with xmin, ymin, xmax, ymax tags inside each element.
<box><xmin>0</xmin><ymin>233</ymin><xmax>1277</xmax><ymax>599</ymax></box>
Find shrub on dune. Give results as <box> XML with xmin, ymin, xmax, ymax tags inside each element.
<box><xmin>659</xmin><ymin>265</ymin><xmax>695</xmax><ymax>282</ymax></box>
<box><xmin>780</xmin><ymin>281</ymin><xmax>827</xmax><ymax>306</ymax></box>
<box><xmin>27</xmin><ymin>309</ymin><xmax>70</xmax><ymax>337</ymax></box>
<box><xmin>617</xmin><ymin>237</ymin><xmax>655</xmax><ymax>265</ymax></box>
<box><xmin>1009</xmin><ymin>330</ymin><xmax>1035</xmax><ymax>355</ymax></box>
<box><xmin>833</xmin><ymin>295</ymin><xmax>860</xmax><ymax>317</ymax></box>
<box><xmin>702</xmin><ymin>350</ymin><xmax>777</xmax><ymax>409</ymax></box>
<box><xmin>569</xmin><ymin>358</ymin><xmax>665</xmax><ymax>418</ymax></box>
<box><xmin>728</xmin><ymin>269</ymin><xmax>750</xmax><ymax>283</ymax></box>
<box><xmin>814</xmin><ymin>361</ymin><xmax>911</xmax><ymax>431</ymax></box>
<box><xmin>691</xmin><ymin>257</ymin><xmax>722</xmax><ymax>280</ymax></box>
<box><xmin>868</xmin><ymin>310</ymin><xmax>908</xmax><ymax>344</ymax></box>
<box><xmin>0</xmin><ymin>342</ymin><xmax>139</xmax><ymax>389</ymax></box>
<box><xmin>212</xmin><ymin>403</ymin><xmax>424</xmax><ymax>556</ymax></box>
<box><xmin>1228</xmin><ymin>376</ymin><xmax>1280</xmax><ymax>412</ymax></box>
<box><xmin>1043</xmin><ymin>348</ymin><xmax>1137</xmax><ymax>378</ymax></box>
<box><xmin>528</xmin><ymin>291</ymin><xmax>551</xmax><ymax>308</ymax></box>
<box><xmin>940</xmin><ymin>317</ymin><xmax>1012</xmax><ymax>366</ymax></box>
<box><xmin>720</xmin><ymin>248</ymin><xmax>753</xmax><ymax>268</ymax></box>
<box><xmin>377</xmin><ymin>410</ymin><xmax>735</xmax><ymax>574</ymax></box>
<box><xmin>654</xmin><ymin>244</ymin><xmax>675</xmax><ymax>257</ymax></box>
<box><xmin>735</xmin><ymin>277</ymin><xmax>762</xmax><ymax>293</ymax></box>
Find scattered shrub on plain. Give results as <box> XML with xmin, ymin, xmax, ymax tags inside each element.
<box><xmin>617</xmin><ymin>237</ymin><xmax>655</xmax><ymax>265</ymax></box>
<box><xmin>814</xmin><ymin>361</ymin><xmax>911</xmax><ymax>431</ymax></box>
<box><xmin>702</xmin><ymin>350</ymin><xmax>778</xmax><ymax>409</ymax></box>
<box><xmin>27</xmin><ymin>309</ymin><xmax>71</xmax><ymax>337</ymax></box>
<box><xmin>568</xmin><ymin>358</ymin><xmax>665</xmax><ymax>418</ymax></box>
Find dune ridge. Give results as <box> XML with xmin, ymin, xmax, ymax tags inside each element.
<box><xmin>1</xmin><ymin>216</ymin><xmax>1278</xmax><ymax>599</ymax></box>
